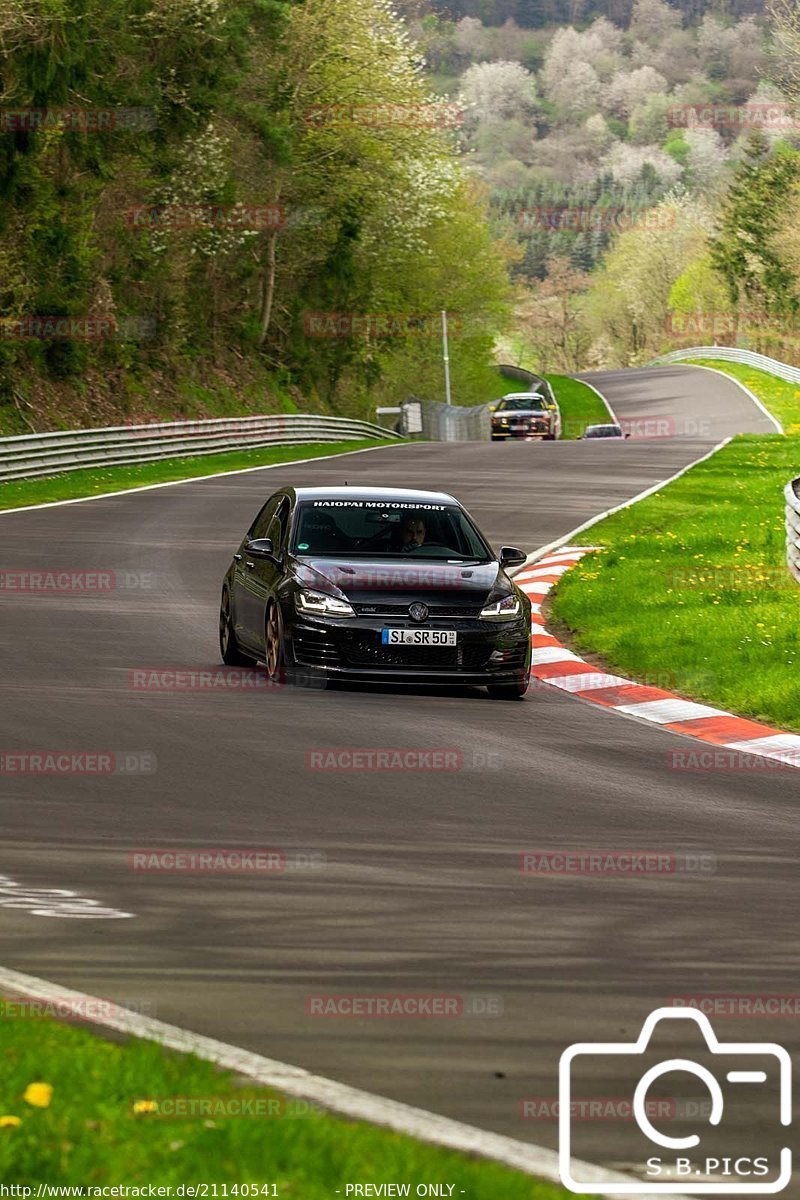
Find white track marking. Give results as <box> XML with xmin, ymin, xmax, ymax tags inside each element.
<box><xmin>532</xmin><ymin>647</ymin><xmax>584</xmax><ymax>665</ymax></box>
<box><xmin>613</xmin><ymin>699</ymin><xmax>727</xmax><ymax>725</ymax></box>
<box><xmin>544</xmin><ymin>673</ymin><xmax>632</xmax><ymax>693</ymax></box>
<box><xmin>0</xmin><ymin>876</ymin><xmax>133</xmax><ymax>919</ymax></box>
<box><xmin>673</xmin><ymin>363</ymin><xmax>783</xmax><ymax>434</ymax></box>
<box><xmin>0</xmin><ymin>964</ymin><xmax>696</xmax><ymax>1200</ymax></box>
<box><xmin>0</xmin><ymin>441</ymin><xmax>414</xmax><ymax>516</ymax></box>
<box><xmin>726</xmin><ymin>734</ymin><xmax>800</xmax><ymax>758</ymax></box>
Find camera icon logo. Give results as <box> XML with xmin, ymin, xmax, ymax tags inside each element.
<box><xmin>559</xmin><ymin>1007</ymin><xmax>791</xmax><ymax>1194</ymax></box>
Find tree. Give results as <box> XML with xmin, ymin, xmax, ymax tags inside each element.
<box><xmin>710</xmin><ymin>134</ymin><xmax>800</xmax><ymax>313</ymax></box>
<box><xmin>605</xmin><ymin>65</ymin><xmax>668</xmax><ymax>117</ymax></box>
<box><xmin>582</xmin><ymin>194</ymin><xmax>716</xmax><ymax>364</ymax></box>
<box><xmin>630</xmin><ymin>0</ymin><xmax>682</xmax><ymax>43</ymax></box>
<box><xmin>515</xmin><ymin>255</ymin><xmax>591</xmax><ymax>371</ymax></box>
<box><xmin>459</xmin><ymin>60</ymin><xmax>538</xmax><ymax>127</ymax></box>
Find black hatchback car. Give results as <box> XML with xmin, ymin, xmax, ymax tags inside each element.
<box><xmin>219</xmin><ymin>487</ymin><xmax>532</xmax><ymax>698</ymax></box>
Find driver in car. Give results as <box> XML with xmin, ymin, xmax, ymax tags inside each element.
<box><xmin>398</xmin><ymin>513</ymin><xmax>426</xmax><ymax>552</ymax></box>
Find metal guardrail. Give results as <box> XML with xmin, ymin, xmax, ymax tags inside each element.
<box><xmin>655</xmin><ymin>346</ymin><xmax>800</xmax><ymax>386</ymax></box>
<box><xmin>0</xmin><ymin>413</ymin><xmax>402</xmax><ymax>483</ymax></box>
<box><xmin>786</xmin><ymin>479</ymin><xmax>800</xmax><ymax>584</ymax></box>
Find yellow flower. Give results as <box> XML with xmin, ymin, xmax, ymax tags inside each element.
<box><xmin>0</xmin><ymin>1116</ymin><xmax>21</xmax><ymax>1128</ymax></box>
<box><xmin>133</xmin><ymin>1100</ymin><xmax>159</xmax><ymax>1115</ymax></box>
<box><xmin>23</xmin><ymin>1083</ymin><xmax>52</xmax><ymax>1109</ymax></box>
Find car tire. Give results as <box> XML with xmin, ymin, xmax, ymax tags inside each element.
<box><xmin>219</xmin><ymin>587</ymin><xmax>255</xmax><ymax>666</ymax></box>
<box><xmin>486</xmin><ymin>679</ymin><xmax>529</xmax><ymax>700</ymax></box>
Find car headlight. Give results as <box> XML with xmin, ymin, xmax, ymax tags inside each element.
<box><xmin>480</xmin><ymin>593</ymin><xmax>521</xmax><ymax>621</ymax></box>
<box><xmin>296</xmin><ymin>589</ymin><xmax>355</xmax><ymax>618</ymax></box>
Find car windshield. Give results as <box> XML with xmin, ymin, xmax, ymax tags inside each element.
<box><xmin>497</xmin><ymin>396</ymin><xmax>547</xmax><ymax>411</ymax></box>
<box><xmin>586</xmin><ymin>426</ymin><xmax>621</xmax><ymax>438</ymax></box>
<box><xmin>291</xmin><ymin>500</ymin><xmax>493</xmax><ymax>561</ymax></box>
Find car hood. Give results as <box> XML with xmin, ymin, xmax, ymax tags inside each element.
<box><xmin>291</xmin><ymin>556</ymin><xmax>504</xmax><ymax>608</ymax></box>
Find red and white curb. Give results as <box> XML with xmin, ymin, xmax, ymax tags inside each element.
<box><xmin>517</xmin><ymin>547</ymin><xmax>800</xmax><ymax>770</ymax></box>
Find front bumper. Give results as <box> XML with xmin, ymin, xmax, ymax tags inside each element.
<box><xmin>286</xmin><ymin>613</ymin><xmax>531</xmax><ymax>687</ymax></box>
<box><xmin>492</xmin><ymin>424</ymin><xmax>552</xmax><ymax>439</ymax></box>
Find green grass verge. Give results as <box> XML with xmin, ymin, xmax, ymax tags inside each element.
<box><xmin>681</xmin><ymin>359</ymin><xmax>800</xmax><ymax>434</ymax></box>
<box><xmin>0</xmin><ymin>440</ymin><xmax>399</xmax><ymax>511</ymax></box>
<box><xmin>546</xmin><ymin>375</ymin><xmax>611</xmax><ymax>440</ymax></box>
<box><xmin>551</xmin><ymin>432</ymin><xmax>800</xmax><ymax>731</ymax></box>
<box><xmin>0</xmin><ymin>1011</ymin><xmax>577</xmax><ymax>1195</ymax></box>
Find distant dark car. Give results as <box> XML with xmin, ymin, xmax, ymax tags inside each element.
<box><xmin>219</xmin><ymin>487</ymin><xmax>532</xmax><ymax>699</ymax></box>
<box><xmin>491</xmin><ymin>393</ymin><xmax>560</xmax><ymax>441</ymax></box>
<box><xmin>582</xmin><ymin>423</ymin><xmax>627</xmax><ymax>439</ymax></box>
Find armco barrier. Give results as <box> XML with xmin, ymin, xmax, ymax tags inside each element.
<box><xmin>786</xmin><ymin>479</ymin><xmax>800</xmax><ymax>585</ymax></box>
<box><xmin>655</xmin><ymin>345</ymin><xmax>800</xmax><ymax>387</ymax></box>
<box><xmin>0</xmin><ymin>414</ymin><xmax>401</xmax><ymax>483</ymax></box>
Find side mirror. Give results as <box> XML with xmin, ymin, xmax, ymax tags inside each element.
<box><xmin>500</xmin><ymin>545</ymin><xmax>527</xmax><ymax>569</ymax></box>
<box><xmin>245</xmin><ymin>537</ymin><xmax>275</xmax><ymax>559</ymax></box>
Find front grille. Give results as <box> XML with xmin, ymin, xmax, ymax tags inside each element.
<box><xmin>461</xmin><ymin>643</ymin><xmax>493</xmax><ymax>669</ymax></box>
<box><xmin>341</xmin><ymin>631</ymin><xmax>458</xmax><ymax>668</ymax></box>
<box><xmin>353</xmin><ymin>603</ymin><xmax>480</xmax><ymax>618</ymax></box>
<box><xmin>339</xmin><ymin>631</ymin><xmax>495</xmax><ymax>671</ymax></box>
<box><xmin>293</xmin><ymin>629</ymin><xmax>340</xmax><ymax>667</ymax></box>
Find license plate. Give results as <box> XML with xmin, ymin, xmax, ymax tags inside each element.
<box><xmin>381</xmin><ymin>629</ymin><xmax>457</xmax><ymax>646</ymax></box>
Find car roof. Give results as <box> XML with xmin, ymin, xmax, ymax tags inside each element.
<box><xmin>292</xmin><ymin>486</ymin><xmax>461</xmax><ymax>504</ymax></box>
<box><xmin>586</xmin><ymin>424</ymin><xmax>622</xmax><ymax>431</ymax></box>
<box><xmin>501</xmin><ymin>392</ymin><xmax>544</xmax><ymax>400</ymax></box>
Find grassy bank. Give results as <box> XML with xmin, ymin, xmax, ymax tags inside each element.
<box><xmin>547</xmin><ymin>375</ymin><xmax>611</xmax><ymax>440</ymax></box>
<box><xmin>0</xmin><ymin>1009</ymin><xmax>574</xmax><ymax>1195</ymax></box>
<box><xmin>681</xmin><ymin>359</ymin><xmax>800</xmax><ymax>434</ymax></box>
<box><xmin>0</xmin><ymin>440</ymin><xmax>400</xmax><ymax>511</ymax></box>
<box><xmin>551</xmin><ymin>432</ymin><xmax>800</xmax><ymax>731</ymax></box>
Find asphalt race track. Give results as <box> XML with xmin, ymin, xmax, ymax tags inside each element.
<box><xmin>1</xmin><ymin>364</ymin><xmax>797</xmax><ymax>1180</ymax></box>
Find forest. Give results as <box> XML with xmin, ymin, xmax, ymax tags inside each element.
<box><xmin>0</xmin><ymin>0</ymin><xmax>799</xmax><ymax>432</ymax></box>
